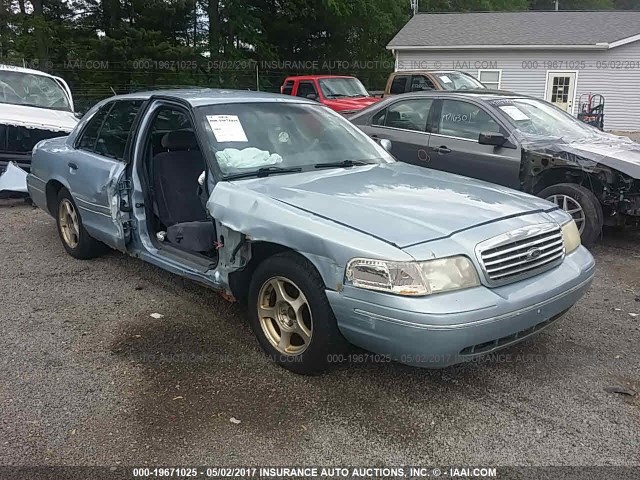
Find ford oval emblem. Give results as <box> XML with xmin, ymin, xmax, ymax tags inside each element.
<box><xmin>526</xmin><ymin>247</ymin><xmax>543</xmax><ymax>260</ymax></box>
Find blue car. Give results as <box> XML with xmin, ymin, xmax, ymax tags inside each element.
<box><xmin>27</xmin><ymin>89</ymin><xmax>595</xmax><ymax>374</ymax></box>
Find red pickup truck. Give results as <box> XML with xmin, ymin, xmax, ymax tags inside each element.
<box><xmin>280</xmin><ymin>75</ymin><xmax>380</xmax><ymax>114</ymax></box>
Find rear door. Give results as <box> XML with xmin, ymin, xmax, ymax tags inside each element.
<box><xmin>68</xmin><ymin>99</ymin><xmax>144</xmax><ymax>251</ymax></box>
<box><xmin>362</xmin><ymin>98</ymin><xmax>434</xmax><ymax>167</ymax></box>
<box><xmin>427</xmin><ymin>98</ymin><xmax>521</xmax><ymax>188</ymax></box>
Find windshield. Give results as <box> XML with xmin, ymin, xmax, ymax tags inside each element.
<box><xmin>436</xmin><ymin>72</ymin><xmax>485</xmax><ymax>91</ymax></box>
<box><xmin>196</xmin><ymin>102</ymin><xmax>393</xmax><ymax>177</ymax></box>
<box><xmin>492</xmin><ymin>98</ymin><xmax>598</xmax><ymax>141</ymax></box>
<box><xmin>0</xmin><ymin>70</ymin><xmax>72</xmax><ymax>111</ymax></box>
<box><xmin>318</xmin><ymin>77</ymin><xmax>370</xmax><ymax>99</ymax></box>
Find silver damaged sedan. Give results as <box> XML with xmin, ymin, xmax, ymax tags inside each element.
<box><xmin>26</xmin><ymin>89</ymin><xmax>595</xmax><ymax>374</ymax></box>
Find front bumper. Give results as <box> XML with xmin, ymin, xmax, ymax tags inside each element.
<box><xmin>327</xmin><ymin>246</ymin><xmax>595</xmax><ymax>367</ymax></box>
<box><xmin>1</xmin><ymin>152</ymin><xmax>31</xmax><ymax>172</ymax></box>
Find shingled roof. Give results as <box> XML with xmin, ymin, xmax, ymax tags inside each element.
<box><xmin>387</xmin><ymin>11</ymin><xmax>640</xmax><ymax>49</ymax></box>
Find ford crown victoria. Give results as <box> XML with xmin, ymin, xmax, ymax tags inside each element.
<box><xmin>27</xmin><ymin>89</ymin><xmax>594</xmax><ymax>374</ymax></box>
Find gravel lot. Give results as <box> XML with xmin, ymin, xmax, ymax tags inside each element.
<box><xmin>0</xmin><ymin>202</ymin><xmax>638</xmax><ymax>467</ymax></box>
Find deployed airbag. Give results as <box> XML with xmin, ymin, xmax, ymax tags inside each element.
<box><xmin>215</xmin><ymin>148</ymin><xmax>283</xmax><ymax>173</ymax></box>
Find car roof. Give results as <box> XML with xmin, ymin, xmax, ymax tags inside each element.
<box><xmin>349</xmin><ymin>89</ymin><xmax>531</xmax><ymax>119</ymax></box>
<box><xmin>283</xmin><ymin>75</ymin><xmax>357</xmax><ymax>81</ymax></box>
<box><xmin>103</xmin><ymin>88</ymin><xmax>317</xmax><ymax>108</ymax></box>
<box><xmin>391</xmin><ymin>70</ymin><xmax>473</xmax><ymax>75</ymax></box>
<box><xmin>0</xmin><ymin>63</ymin><xmax>58</xmax><ymax>79</ymax></box>
<box><xmin>384</xmin><ymin>89</ymin><xmax>526</xmax><ymax>101</ymax></box>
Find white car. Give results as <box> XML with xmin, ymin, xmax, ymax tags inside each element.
<box><xmin>0</xmin><ymin>64</ymin><xmax>78</xmax><ymax>172</ymax></box>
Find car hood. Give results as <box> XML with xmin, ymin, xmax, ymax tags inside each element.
<box><xmin>0</xmin><ymin>103</ymin><xmax>77</xmax><ymax>132</ymax></box>
<box><xmin>323</xmin><ymin>97</ymin><xmax>380</xmax><ymax>112</ymax></box>
<box><xmin>234</xmin><ymin>162</ymin><xmax>555</xmax><ymax>248</ymax></box>
<box><xmin>522</xmin><ymin>132</ymin><xmax>640</xmax><ymax>179</ymax></box>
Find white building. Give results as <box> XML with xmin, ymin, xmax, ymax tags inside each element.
<box><xmin>387</xmin><ymin>11</ymin><xmax>640</xmax><ymax>131</ymax></box>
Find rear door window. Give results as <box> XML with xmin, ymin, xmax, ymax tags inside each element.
<box><xmin>77</xmin><ymin>103</ymin><xmax>112</xmax><ymax>151</ymax></box>
<box><xmin>94</xmin><ymin>100</ymin><xmax>143</xmax><ymax>160</ymax></box>
<box><xmin>389</xmin><ymin>75</ymin><xmax>409</xmax><ymax>94</ymax></box>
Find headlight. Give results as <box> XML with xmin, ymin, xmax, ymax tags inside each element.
<box><xmin>561</xmin><ymin>220</ymin><xmax>581</xmax><ymax>254</ymax></box>
<box><xmin>345</xmin><ymin>256</ymin><xmax>480</xmax><ymax>296</ymax></box>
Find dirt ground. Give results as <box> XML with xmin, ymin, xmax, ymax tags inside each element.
<box><xmin>0</xmin><ymin>202</ymin><xmax>638</xmax><ymax>467</ymax></box>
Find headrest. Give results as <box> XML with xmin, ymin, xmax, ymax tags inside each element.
<box><xmin>161</xmin><ymin>130</ymin><xmax>199</xmax><ymax>151</ymax></box>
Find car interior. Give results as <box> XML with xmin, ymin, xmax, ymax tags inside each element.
<box><xmin>141</xmin><ymin>107</ymin><xmax>218</xmax><ymax>260</ymax></box>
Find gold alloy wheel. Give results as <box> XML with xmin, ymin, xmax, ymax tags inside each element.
<box><xmin>257</xmin><ymin>276</ymin><xmax>313</xmax><ymax>355</ymax></box>
<box><xmin>58</xmin><ymin>198</ymin><xmax>80</xmax><ymax>248</ymax></box>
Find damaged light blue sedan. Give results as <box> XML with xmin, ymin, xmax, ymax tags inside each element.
<box><xmin>27</xmin><ymin>89</ymin><xmax>595</xmax><ymax>374</ymax></box>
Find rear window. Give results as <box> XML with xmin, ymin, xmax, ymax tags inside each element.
<box><xmin>390</xmin><ymin>75</ymin><xmax>409</xmax><ymax>94</ymax></box>
<box><xmin>410</xmin><ymin>75</ymin><xmax>436</xmax><ymax>92</ymax></box>
<box><xmin>282</xmin><ymin>80</ymin><xmax>294</xmax><ymax>95</ymax></box>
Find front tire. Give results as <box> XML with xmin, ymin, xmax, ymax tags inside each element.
<box><xmin>539</xmin><ymin>183</ymin><xmax>603</xmax><ymax>246</ymax></box>
<box><xmin>247</xmin><ymin>252</ymin><xmax>347</xmax><ymax>375</ymax></box>
<box><xmin>55</xmin><ymin>189</ymin><xmax>108</xmax><ymax>259</ymax></box>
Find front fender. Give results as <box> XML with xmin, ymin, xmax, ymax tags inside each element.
<box><xmin>206</xmin><ymin>182</ymin><xmax>412</xmax><ymax>291</ymax></box>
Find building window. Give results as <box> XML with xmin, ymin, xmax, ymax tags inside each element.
<box><xmin>477</xmin><ymin>70</ymin><xmax>501</xmax><ymax>89</ymax></box>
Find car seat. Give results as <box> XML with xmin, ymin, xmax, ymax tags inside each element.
<box><xmin>152</xmin><ymin>130</ymin><xmax>216</xmax><ymax>253</ymax></box>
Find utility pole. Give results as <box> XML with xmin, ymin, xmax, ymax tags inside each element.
<box><xmin>555</xmin><ymin>0</ymin><xmax>559</xmax><ymax>11</ymax></box>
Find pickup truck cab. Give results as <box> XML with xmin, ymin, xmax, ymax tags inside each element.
<box><xmin>384</xmin><ymin>70</ymin><xmax>486</xmax><ymax>97</ymax></box>
<box><xmin>280</xmin><ymin>75</ymin><xmax>379</xmax><ymax>114</ymax></box>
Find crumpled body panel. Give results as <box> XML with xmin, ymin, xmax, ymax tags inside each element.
<box><xmin>518</xmin><ymin>131</ymin><xmax>640</xmax><ymax>219</ymax></box>
<box><xmin>0</xmin><ymin>162</ymin><xmax>28</xmax><ymax>194</ymax></box>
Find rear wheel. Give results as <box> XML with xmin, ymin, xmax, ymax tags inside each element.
<box><xmin>538</xmin><ymin>183</ymin><xmax>603</xmax><ymax>246</ymax></box>
<box><xmin>247</xmin><ymin>252</ymin><xmax>347</xmax><ymax>375</ymax></box>
<box><xmin>55</xmin><ymin>189</ymin><xmax>108</xmax><ymax>259</ymax></box>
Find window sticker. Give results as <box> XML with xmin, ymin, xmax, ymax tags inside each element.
<box><xmin>206</xmin><ymin>115</ymin><xmax>248</xmax><ymax>142</ymax></box>
<box><xmin>499</xmin><ymin>105</ymin><xmax>530</xmax><ymax>121</ymax></box>
<box><xmin>438</xmin><ymin>75</ymin><xmax>452</xmax><ymax>84</ymax></box>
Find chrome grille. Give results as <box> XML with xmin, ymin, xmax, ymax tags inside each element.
<box><xmin>476</xmin><ymin>223</ymin><xmax>565</xmax><ymax>286</ymax></box>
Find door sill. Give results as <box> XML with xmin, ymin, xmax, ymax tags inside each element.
<box><xmin>155</xmin><ymin>242</ymin><xmax>218</xmax><ymax>273</ymax></box>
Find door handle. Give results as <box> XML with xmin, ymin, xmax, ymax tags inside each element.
<box><xmin>68</xmin><ymin>162</ymin><xmax>78</xmax><ymax>170</ymax></box>
<box><xmin>434</xmin><ymin>146</ymin><xmax>451</xmax><ymax>154</ymax></box>
<box><xmin>371</xmin><ymin>135</ymin><xmax>380</xmax><ymax>139</ymax></box>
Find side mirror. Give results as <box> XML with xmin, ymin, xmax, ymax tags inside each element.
<box><xmin>478</xmin><ymin>132</ymin><xmax>507</xmax><ymax>147</ymax></box>
<box><xmin>379</xmin><ymin>138</ymin><xmax>392</xmax><ymax>152</ymax></box>
<box><xmin>306</xmin><ymin>93</ymin><xmax>318</xmax><ymax>101</ymax></box>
